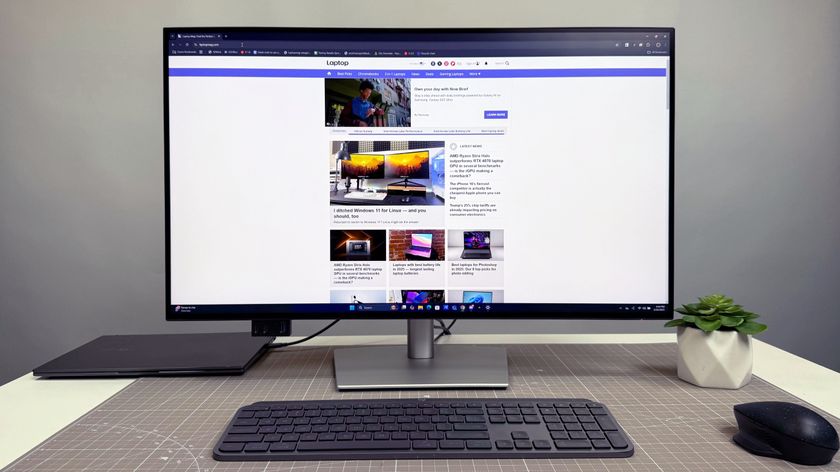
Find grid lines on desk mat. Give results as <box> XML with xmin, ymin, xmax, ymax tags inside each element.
<box><xmin>5</xmin><ymin>343</ymin><xmax>839</xmax><ymax>471</ymax></box>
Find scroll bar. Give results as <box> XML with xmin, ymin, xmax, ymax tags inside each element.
<box><xmin>666</xmin><ymin>59</ymin><xmax>670</xmax><ymax>110</ymax></box>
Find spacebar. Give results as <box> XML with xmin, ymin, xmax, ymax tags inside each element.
<box><xmin>297</xmin><ymin>440</ymin><xmax>411</xmax><ymax>451</ymax></box>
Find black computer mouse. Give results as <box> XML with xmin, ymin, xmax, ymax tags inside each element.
<box><xmin>733</xmin><ymin>401</ymin><xmax>839</xmax><ymax>465</ymax></box>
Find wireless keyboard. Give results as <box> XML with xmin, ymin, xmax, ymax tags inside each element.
<box><xmin>213</xmin><ymin>398</ymin><xmax>633</xmax><ymax>461</ymax></box>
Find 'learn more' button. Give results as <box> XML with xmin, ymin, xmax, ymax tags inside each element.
<box><xmin>484</xmin><ymin>110</ymin><xmax>508</xmax><ymax>119</ymax></box>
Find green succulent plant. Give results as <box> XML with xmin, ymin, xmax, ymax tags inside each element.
<box><xmin>664</xmin><ymin>294</ymin><xmax>767</xmax><ymax>334</ymax></box>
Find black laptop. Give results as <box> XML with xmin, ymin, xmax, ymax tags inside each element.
<box><xmin>33</xmin><ymin>332</ymin><xmax>273</xmax><ymax>378</ymax></box>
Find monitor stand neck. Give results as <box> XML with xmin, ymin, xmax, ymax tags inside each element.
<box><xmin>333</xmin><ymin>319</ymin><xmax>509</xmax><ymax>390</ymax></box>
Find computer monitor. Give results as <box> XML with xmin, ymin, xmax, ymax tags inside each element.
<box><xmin>385</xmin><ymin>150</ymin><xmax>430</xmax><ymax>179</ymax></box>
<box><xmin>342</xmin><ymin>153</ymin><xmax>386</xmax><ymax>179</ymax></box>
<box><xmin>165</xmin><ymin>27</ymin><xmax>674</xmax><ymax>389</ymax></box>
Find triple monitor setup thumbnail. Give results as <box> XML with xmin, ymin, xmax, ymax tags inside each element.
<box><xmin>164</xmin><ymin>27</ymin><xmax>675</xmax><ymax>460</ymax></box>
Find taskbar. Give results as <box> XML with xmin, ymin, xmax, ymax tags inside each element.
<box><xmin>170</xmin><ymin>302</ymin><xmax>668</xmax><ymax>317</ymax></box>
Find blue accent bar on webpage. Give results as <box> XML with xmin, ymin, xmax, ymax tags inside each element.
<box><xmin>168</xmin><ymin>68</ymin><xmax>666</xmax><ymax>79</ymax></box>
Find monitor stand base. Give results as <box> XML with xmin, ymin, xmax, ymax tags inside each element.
<box><xmin>333</xmin><ymin>320</ymin><xmax>508</xmax><ymax>390</ymax></box>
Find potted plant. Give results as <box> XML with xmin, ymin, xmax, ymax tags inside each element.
<box><xmin>665</xmin><ymin>294</ymin><xmax>767</xmax><ymax>389</ymax></box>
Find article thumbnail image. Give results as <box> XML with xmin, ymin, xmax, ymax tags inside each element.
<box><xmin>448</xmin><ymin>290</ymin><xmax>504</xmax><ymax>304</ymax></box>
<box><xmin>330</xmin><ymin>290</ymin><xmax>387</xmax><ymax>304</ymax></box>
<box><xmin>389</xmin><ymin>229</ymin><xmax>445</xmax><ymax>261</ymax></box>
<box><xmin>446</xmin><ymin>229</ymin><xmax>505</xmax><ymax>261</ymax></box>
<box><xmin>330</xmin><ymin>229</ymin><xmax>387</xmax><ymax>261</ymax></box>
<box><xmin>389</xmin><ymin>289</ymin><xmax>445</xmax><ymax>304</ymax></box>
<box><xmin>329</xmin><ymin>141</ymin><xmax>446</xmax><ymax>206</ymax></box>
<box><xmin>325</xmin><ymin>78</ymin><xmax>411</xmax><ymax>127</ymax></box>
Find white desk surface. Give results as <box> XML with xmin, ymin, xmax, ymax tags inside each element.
<box><xmin>1</xmin><ymin>333</ymin><xmax>838</xmax><ymax>469</ymax></box>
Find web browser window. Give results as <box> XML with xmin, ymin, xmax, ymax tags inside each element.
<box><xmin>166</xmin><ymin>29</ymin><xmax>672</xmax><ymax>317</ymax></box>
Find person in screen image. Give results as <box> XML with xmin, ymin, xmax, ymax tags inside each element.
<box><xmin>349</xmin><ymin>80</ymin><xmax>383</xmax><ymax>127</ymax></box>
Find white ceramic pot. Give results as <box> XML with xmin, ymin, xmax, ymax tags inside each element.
<box><xmin>676</xmin><ymin>325</ymin><xmax>753</xmax><ymax>389</ymax></box>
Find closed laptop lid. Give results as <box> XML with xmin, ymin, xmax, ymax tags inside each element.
<box><xmin>33</xmin><ymin>332</ymin><xmax>272</xmax><ymax>378</ymax></box>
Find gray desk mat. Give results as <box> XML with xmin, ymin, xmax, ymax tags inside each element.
<box><xmin>5</xmin><ymin>343</ymin><xmax>839</xmax><ymax>471</ymax></box>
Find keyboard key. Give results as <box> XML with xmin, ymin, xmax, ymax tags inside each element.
<box><xmin>230</xmin><ymin>426</ymin><xmax>259</xmax><ymax>434</ymax></box>
<box><xmin>355</xmin><ymin>432</ymin><xmax>372</xmax><ymax>440</ymax></box>
<box><xmin>605</xmin><ymin>432</ymin><xmax>629</xmax><ymax>449</ymax></box>
<box><xmin>224</xmin><ymin>434</ymin><xmax>262</xmax><ymax>443</ymax></box>
<box><xmin>391</xmin><ymin>432</ymin><xmax>408</xmax><ymax>440</ymax></box>
<box><xmin>570</xmin><ymin>431</ymin><xmax>588</xmax><ymax>439</ymax></box>
<box><xmin>373</xmin><ymin>432</ymin><xmax>389</xmax><ymax>440</ymax></box>
<box><xmin>554</xmin><ymin>439</ymin><xmax>592</xmax><ymax>449</ymax></box>
<box><xmin>233</xmin><ymin>419</ymin><xmax>258</xmax><ymax>426</ymax></box>
<box><xmin>570</xmin><ymin>402</ymin><xmax>588</xmax><ymax>408</ymax></box>
<box><xmin>583</xmin><ymin>423</ymin><xmax>601</xmax><ymax>431</ymax></box>
<box><xmin>511</xmin><ymin>431</ymin><xmax>529</xmax><ymax>440</ymax></box>
<box><xmin>269</xmin><ymin>442</ymin><xmax>295</xmax><ymax>452</ymax></box>
<box><xmin>466</xmin><ymin>440</ymin><xmax>492</xmax><ymax>449</ymax></box>
<box><xmin>561</xmin><ymin>415</ymin><xmax>578</xmax><ymax>423</ymax></box>
<box><xmin>587</xmin><ymin>431</ymin><xmax>606</xmax><ymax>439</ymax></box>
<box><xmin>514</xmin><ymin>440</ymin><xmax>532</xmax><ymax>449</ymax></box>
<box><xmin>296</xmin><ymin>440</ymin><xmax>411</xmax><ymax>451</ymax></box>
<box><xmin>533</xmin><ymin>440</ymin><xmax>552</xmax><ymax>449</ymax></box>
<box><xmin>547</xmin><ymin>423</ymin><xmax>565</xmax><ymax>431</ymax></box>
<box><xmin>299</xmin><ymin>433</ymin><xmax>317</xmax><ymax>441</ymax></box>
<box><xmin>573</xmin><ymin>408</ymin><xmax>589</xmax><ymax>415</ymax></box>
<box><xmin>489</xmin><ymin>415</ymin><xmax>505</xmax><ymax>423</ymax></box>
<box><xmin>428</xmin><ymin>431</ymin><xmax>444</xmax><ymax>440</ymax></box>
<box><xmin>578</xmin><ymin>415</ymin><xmax>596</xmax><ymax>423</ymax></box>
<box><xmin>453</xmin><ymin>424</ymin><xmax>487</xmax><ymax>431</ymax></box>
<box><xmin>439</xmin><ymin>440</ymin><xmax>465</xmax><ymax>449</ymax></box>
<box><xmin>409</xmin><ymin>432</ymin><xmax>426</xmax><ymax>440</ymax></box>
<box><xmin>550</xmin><ymin>431</ymin><xmax>569</xmax><ymax>440</ymax></box>
<box><xmin>596</xmin><ymin>416</ymin><xmax>619</xmax><ymax>431</ymax></box>
<box><xmin>412</xmin><ymin>440</ymin><xmax>438</xmax><ymax>449</ymax></box>
<box><xmin>506</xmin><ymin>415</ymin><xmax>523</xmax><ymax>424</ymax></box>
<box><xmin>592</xmin><ymin>439</ymin><xmax>612</xmax><ymax>449</ymax></box>
<box><xmin>566</xmin><ymin>423</ymin><xmax>583</xmax><ymax>431</ymax></box>
<box><xmin>495</xmin><ymin>439</ymin><xmax>514</xmax><ymax>449</ymax></box>
<box><xmin>523</xmin><ymin>415</ymin><xmax>541</xmax><ymax>424</ymax></box>
<box><xmin>337</xmin><ymin>432</ymin><xmax>354</xmax><ymax>441</ymax></box>
<box><xmin>218</xmin><ymin>442</ymin><xmax>245</xmax><ymax>452</ymax></box>
<box><xmin>456</xmin><ymin>408</ymin><xmax>484</xmax><ymax>415</ymax></box>
<box><xmin>446</xmin><ymin>431</ymin><xmax>490</xmax><ymax>440</ymax></box>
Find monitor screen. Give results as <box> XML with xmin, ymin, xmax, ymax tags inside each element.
<box><xmin>385</xmin><ymin>151</ymin><xmax>430</xmax><ymax>179</ymax></box>
<box><xmin>464</xmin><ymin>231</ymin><xmax>490</xmax><ymax>249</ymax></box>
<box><xmin>166</xmin><ymin>27</ymin><xmax>673</xmax><ymax>320</ymax></box>
<box><xmin>463</xmin><ymin>291</ymin><xmax>493</xmax><ymax>304</ymax></box>
<box><xmin>342</xmin><ymin>153</ymin><xmax>385</xmax><ymax>179</ymax></box>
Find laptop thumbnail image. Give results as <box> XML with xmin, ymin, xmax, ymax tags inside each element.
<box><xmin>405</xmin><ymin>233</ymin><xmax>433</xmax><ymax>258</ymax></box>
<box><xmin>461</xmin><ymin>231</ymin><xmax>492</xmax><ymax>259</ymax></box>
<box><xmin>463</xmin><ymin>291</ymin><xmax>493</xmax><ymax>304</ymax></box>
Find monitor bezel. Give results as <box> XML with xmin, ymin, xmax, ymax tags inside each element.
<box><xmin>164</xmin><ymin>26</ymin><xmax>675</xmax><ymax>321</ymax></box>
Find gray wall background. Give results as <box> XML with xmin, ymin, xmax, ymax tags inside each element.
<box><xmin>1</xmin><ymin>1</ymin><xmax>839</xmax><ymax>385</ymax></box>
